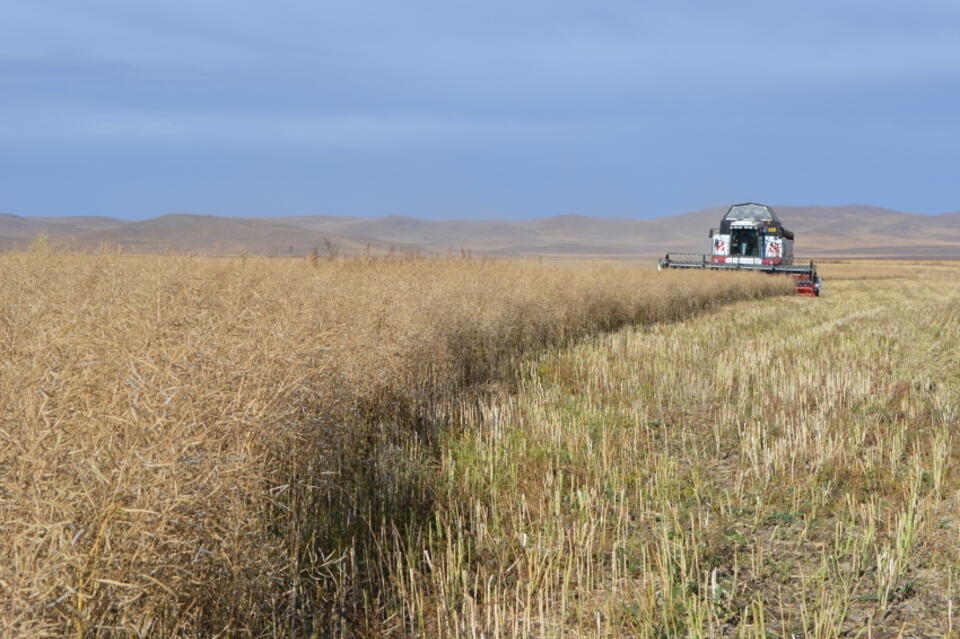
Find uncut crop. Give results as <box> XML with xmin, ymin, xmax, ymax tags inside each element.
<box><xmin>0</xmin><ymin>249</ymin><xmax>787</xmax><ymax>638</ymax></box>
<box><xmin>384</xmin><ymin>262</ymin><xmax>960</xmax><ymax>637</ymax></box>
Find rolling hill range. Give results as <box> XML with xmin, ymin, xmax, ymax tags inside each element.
<box><xmin>2</xmin><ymin>205</ymin><xmax>959</xmax><ymax>258</ymax></box>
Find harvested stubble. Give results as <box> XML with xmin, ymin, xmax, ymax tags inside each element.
<box><xmin>396</xmin><ymin>264</ymin><xmax>960</xmax><ymax>637</ymax></box>
<box><xmin>0</xmin><ymin>250</ymin><xmax>788</xmax><ymax>637</ymax></box>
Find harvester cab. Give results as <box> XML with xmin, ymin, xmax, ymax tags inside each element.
<box><xmin>711</xmin><ymin>203</ymin><xmax>793</xmax><ymax>265</ymax></box>
<box><xmin>658</xmin><ymin>203</ymin><xmax>820</xmax><ymax>296</ymax></box>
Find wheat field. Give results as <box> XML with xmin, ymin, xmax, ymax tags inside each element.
<box><xmin>0</xmin><ymin>248</ymin><xmax>788</xmax><ymax>637</ymax></box>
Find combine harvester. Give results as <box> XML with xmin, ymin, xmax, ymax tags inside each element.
<box><xmin>658</xmin><ymin>203</ymin><xmax>821</xmax><ymax>296</ymax></box>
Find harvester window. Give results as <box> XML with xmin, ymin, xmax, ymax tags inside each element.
<box><xmin>730</xmin><ymin>229</ymin><xmax>759</xmax><ymax>256</ymax></box>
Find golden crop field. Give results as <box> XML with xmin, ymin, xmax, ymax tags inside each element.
<box><xmin>4</xmin><ymin>249</ymin><xmax>958</xmax><ymax>638</ymax></box>
<box><xmin>0</xmin><ymin>248</ymin><xmax>788</xmax><ymax>638</ymax></box>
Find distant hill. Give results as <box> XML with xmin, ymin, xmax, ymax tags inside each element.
<box><xmin>0</xmin><ymin>213</ymin><xmax>124</xmax><ymax>238</ymax></box>
<box><xmin>2</xmin><ymin>205</ymin><xmax>960</xmax><ymax>258</ymax></box>
<box><xmin>260</xmin><ymin>206</ymin><xmax>960</xmax><ymax>258</ymax></box>
<box><xmin>78</xmin><ymin>214</ymin><xmax>412</xmax><ymax>256</ymax></box>
<box><xmin>0</xmin><ymin>213</ymin><xmax>416</xmax><ymax>256</ymax></box>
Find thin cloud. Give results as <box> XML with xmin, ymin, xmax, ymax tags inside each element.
<box><xmin>7</xmin><ymin>110</ymin><xmax>582</xmax><ymax>148</ymax></box>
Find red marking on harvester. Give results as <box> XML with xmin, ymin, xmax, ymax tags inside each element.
<box><xmin>794</xmin><ymin>275</ymin><xmax>819</xmax><ymax>297</ymax></box>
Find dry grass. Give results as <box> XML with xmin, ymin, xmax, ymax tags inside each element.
<box><xmin>0</xmin><ymin>248</ymin><xmax>787</xmax><ymax>637</ymax></box>
<box><xmin>386</xmin><ymin>263</ymin><xmax>960</xmax><ymax>637</ymax></box>
<box><xmin>817</xmin><ymin>259</ymin><xmax>960</xmax><ymax>281</ymax></box>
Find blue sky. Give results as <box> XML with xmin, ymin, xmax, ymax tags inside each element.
<box><xmin>2</xmin><ymin>0</ymin><xmax>959</xmax><ymax>220</ymax></box>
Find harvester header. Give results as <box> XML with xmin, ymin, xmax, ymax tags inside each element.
<box><xmin>658</xmin><ymin>203</ymin><xmax>821</xmax><ymax>296</ymax></box>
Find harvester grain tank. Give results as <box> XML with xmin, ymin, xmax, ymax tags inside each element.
<box><xmin>658</xmin><ymin>203</ymin><xmax>821</xmax><ymax>296</ymax></box>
